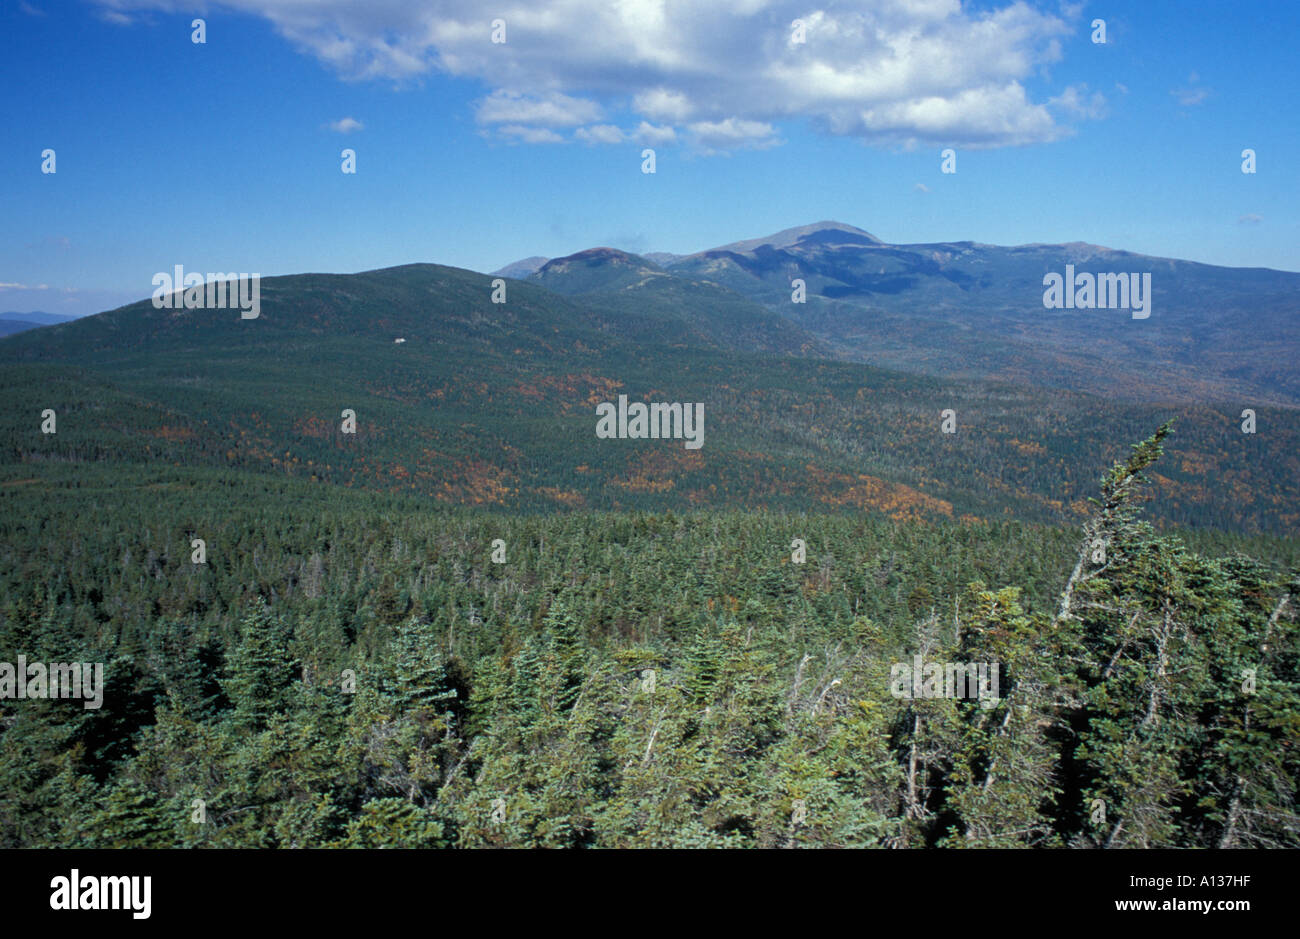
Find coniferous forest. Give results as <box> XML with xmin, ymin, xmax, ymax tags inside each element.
<box><xmin>3</xmin><ymin>421</ymin><xmax>1296</xmax><ymax>848</ymax></box>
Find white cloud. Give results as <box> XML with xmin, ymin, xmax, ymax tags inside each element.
<box><xmin>1050</xmin><ymin>83</ymin><xmax>1107</xmax><ymax>120</ymax></box>
<box><xmin>1238</xmin><ymin>214</ymin><xmax>1262</xmax><ymax>225</ymax></box>
<box><xmin>574</xmin><ymin>124</ymin><xmax>625</xmax><ymax>145</ymax></box>
<box><xmin>914</xmin><ymin>182</ymin><xmax>931</xmax><ymax>193</ymax></box>
<box><xmin>476</xmin><ymin>90</ymin><xmax>603</xmax><ymax>128</ymax></box>
<box><xmin>687</xmin><ymin>118</ymin><xmax>781</xmax><ymax>153</ymax></box>
<box><xmin>326</xmin><ymin>116</ymin><xmax>364</xmax><ymax>133</ymax></box>
<box><xmin>495</xmin><ymin>125</ymin><xmax>565</xmax><ymax>144</ymax></box>
<box><xmin>819</xmin><ymin>84</ymin><xmax>1059</xmax><ymax>148</ymax></box>
<box><xmin>632</xmin><ymin>121</ymin><xmax>678</xmax><ymax>146</ymax></box>
<box><xmin>92</xmin><ymin>0</ymin><xmax>1085</xmax><ymax>150</ymax></box>
<box><xmin>634</xmin><ymin>88</ymin><xmax>694</xmax><ymax>122</ymax></box>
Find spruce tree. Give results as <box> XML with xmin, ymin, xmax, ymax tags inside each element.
<box><xmin>385</xmin><ymin>615</ymin><xmax>456</xmax><ymax>715</ymax></box>
<box><xmin>510</xmin><ymin>638</ymin><xmax>543</xmax><ymax>738</ymax></box>
<box><xmin>684</xmin><ymin>624</ymin><xmax>722</xmax><ymax>706</ymax></box>
<box><xmin>222</xmin><ymin>598</ymin><xmax>300</xmax><ymax>732</ymax></box>
<box><xmin>544</xmin><ymin>597</ymin><xmax>585</xmax><ymax>712</ymax></box>
<box><xmin>86</xmin><ymin>778</ymin><xmax>174</xmax><ymax>848</ymax></box>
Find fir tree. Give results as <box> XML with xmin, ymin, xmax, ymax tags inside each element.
<box><xmin>385</xmin><ymin>615</ymin><xmax>456</xmax><ymax>715</ymax></box>
<box><xmin>221</xmin><ymin>598</ymin><xmax>300</xmax><ymax>731</ymax></box>
<box><xmin>544</xmin><ymin>597</ymin><xmax>585</xmax><ymax>712</ymax></box>
<box><xmin>85</xmin><ymin>778</ymin><xmax>174</xmax><ymax>848</ymax></box>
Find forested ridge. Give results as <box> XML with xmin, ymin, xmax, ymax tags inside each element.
<box><xmin>2</xmin><ymin>426</ymin><xmax>1296</xmax><ymax>848</ymax></box>
<box><xmin>2</xmin><ymin>262</ymin><xmax>1296</xmax><ymax>534</ymax></box>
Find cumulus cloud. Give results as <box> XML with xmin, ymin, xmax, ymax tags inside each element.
<box><xmin>632</xmin><ymin>122</ymin><xmax>678</xmax><ymax>146</ymax></box>
<box><xmin>326</xmin><ymin>116</ymin><xmax>364</xmax><ymax>133</ymax></box>
<box><xmin>92</xmin><ymin>0</ymin><xmax>1086</xmax><ymax>151</ymax></box>
<box><xmin>476</xmin><ymin>90</ymin><xmax>603</xmax><ymax>128</ymax></box>
<box><xmin>574</xmin><ymin>124</ymin><xmax>625</xmax><ymax>145</ymax></box>
<box><xmin>634</xmin><ymin>88</ymin><xmax>694</xmax><ymax>123</ymax></box>
<box><xmin>687</xmin><ymin>118</ymin><xmax>781</xmax><ymax>154</ymax></box>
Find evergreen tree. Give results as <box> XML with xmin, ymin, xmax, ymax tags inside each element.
<box><xmin>942</xmin><ymin>583</ymin><xmax>1061</xmax><ymax>847</ymax></box>
<box><xmin>341</xmin><ymin>797</ymin><xmax>446</xmax><ymax>848</ymax></box>
<box><xmin>684</xmin><ymin>624</ymin><xmax>722</xmax><ymax>706</ymax></box>
<box><xmin>465</xmin><ymin>654</ymin><xmax>507</xmax><ymax>742</ymax></box>
<box><xmin>385</xmin><ymin>615</ymin><xmax>456</xmax><ymax>715</ymax></box>
<box><xmin>544</xmin><ymin>597</ymin><xmax>585</xmax><ymax>712</ymax></box>
<box><xmin>221</xmin><ymin>599</ymin><xmax>300</xmax><ymax>731</ymax></box>
<box><xmin>510</xmin><ymin>638</ymin><xmax>544</xmax><ymax>738</ymax></box>
<box><xmin>85</xmin><ymin>778</ymin><xmax>174</xmax><ymax>848</ymax></box>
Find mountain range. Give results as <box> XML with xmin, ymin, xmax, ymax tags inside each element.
<box><xmin>2</xmin><ymin>222</ymin><xmax>1296</xmax><ymax>534</ymax></box>
<box><xmin>0</xmin><ymin>311</ymin><xmax>78</xmax><ymax>337</ymax></box>
<box><xmin>500</xmin><ymin>221</ymin><xmax>1300</xmax><ymax>407</ymax></box>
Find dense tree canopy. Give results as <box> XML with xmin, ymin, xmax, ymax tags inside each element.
<box><xmin>0</xmin><ymin>427</ymin><xmax>1296</xmax><ymax>848</ymax></box>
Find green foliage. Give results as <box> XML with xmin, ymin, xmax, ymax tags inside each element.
<box><xmin>385</xmin><ymin>615</ymin><xmax>456</xmax><ymax>714</ymax></box>
<box><xmin>0</xmin><ymin>426</ymin><xmax>1296</xmax><ymax>847</ymax></box>
<box><xmin>341</xmin><ymin>798</ymin><xmax>446</xmax><ymax>848</ymax></box>
<box><xmin>2</xmin><ymin>269</ymin><xmax>1296</xmax><ymax>535</ymax></box>
<box><xmin>222</xmin><ymin>599</ymin><xmax>300</xmax><ymax>732</ymax></box>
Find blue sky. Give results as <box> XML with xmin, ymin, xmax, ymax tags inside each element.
<box><xmin>2</xmin><ymin>0</ymin><xmax>1297</xmax><ymax>317</ymax></box>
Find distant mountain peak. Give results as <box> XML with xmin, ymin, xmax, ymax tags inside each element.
<box><xmin>685</xmin><ymin>221</ymin><xmax>882</xmax><ymax>259</ymax></box>
<box><xmin>1014</xmin><ymin>240</ymin><xmax>1115</xmax><ymax>254</ymax></box>
<box><xmin>492</xmin><ymin>255</ymin><xmax>549</xmax><ymax>279</ymax></box>
<box><xmin>537</xmin><ymin>247</ymin><xmax>659</xmax><ymax>273</ymax></box>
<box><xmin>525</xmin><ymin>247</ymin><xmax>668</xmax><ymax>296</ymax></box>
<box><xmin>793</xmin><ymin>220</ymin><xmax>881</xmax><ymax>241</ymax></box>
